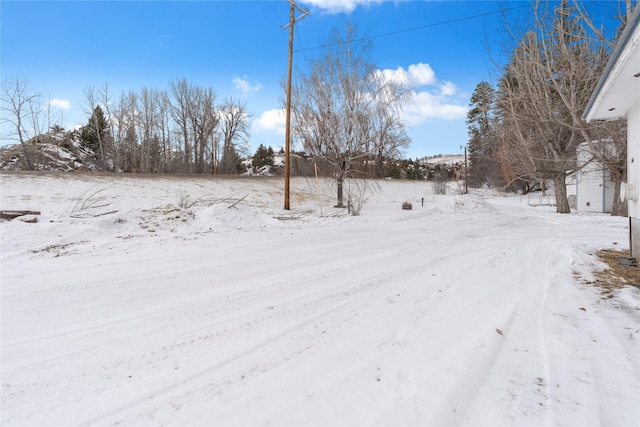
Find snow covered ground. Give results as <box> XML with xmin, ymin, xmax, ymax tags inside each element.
<box><xmin>1</xmin><ymin>172</ymin><xmax>639</xmax><ymax>426</ymax></box>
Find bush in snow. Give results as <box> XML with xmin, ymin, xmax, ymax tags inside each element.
<box><xmin>432</xmin><ymin>180</ymin><xmax>447</xmax><ymax>195</ymax></box>
<box><xmin>346</xmin><ymin>178</ymin><xmax>380</xmax><ymax>216</ymax></box>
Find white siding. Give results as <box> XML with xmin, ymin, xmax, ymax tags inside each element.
<box><xmin>576</xmin><ymin>143</ymin><xmax>615</xmax><ymax>213</ymax></box>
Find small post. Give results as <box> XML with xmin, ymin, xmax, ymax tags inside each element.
<box><xmin>464</xmin><ymin>146</ymin><xmax>468</xmax><ymax>195</ymax></box>
<box><xmin>422</xmin><ymin>197</ymin><xmax>424</xmax><ymax>207</ymax></box>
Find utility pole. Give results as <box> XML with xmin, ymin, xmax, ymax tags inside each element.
<box><xmin>282</xmin><ymin>0</ymin><xmax>308</xmax><ymax>210</ymax></box>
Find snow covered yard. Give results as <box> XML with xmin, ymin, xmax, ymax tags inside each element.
<box><xmin>1</xmin><ymin>172</ymin><xmax>638</xmax><ymax>426</ymax></box>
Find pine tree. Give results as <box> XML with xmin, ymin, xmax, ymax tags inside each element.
<box><xmin>466</xmin><ymin>81</ymin><xmax>502</xmax><ymax>187</ymax></box>
<box><xmin>121</xmin><ymin>125</ymin><xmax>138</xmax><ymax>173</ymax></box>
<box><xmin>80</xmin><ymin>105</ymin><xmax>109</xmax><ymax>154</ymax></box>
<box><xmin>252</xmin><ymin>144</ymin><xmax>275</xmax><ymax>169</ymax></box>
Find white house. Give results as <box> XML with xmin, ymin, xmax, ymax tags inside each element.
<box><xmin>575</xmin><ymin>142</ymin><xmax>616</xmax><ymax>213</ymax></box>
<box><xmin>583</xmin><ymin>6</ymin><xmax>640</xmax><ymax>258</ymax></box>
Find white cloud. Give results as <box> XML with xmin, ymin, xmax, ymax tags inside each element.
<box><xmin>253</xmin><ymin>109</ymin><xmax>286</xmax><ymax>135</ymax></box>
<box><xmin>376</xmin><ymin>63</ymin><xmax>437</xmax><ymax>89</ymax></box>
<box><xmin>406</xmin><ymin>63</ymin><xmax>438</xmax><ymax>87</ymax></box>
<box><xmin>233</xmin><ymin>75</ymin><xmax>261</xmax><ymax>95</ymax></box>
<box><xmin>301</xmin><ymin>0</ymin><xmax>383</xmax><ymax>14</ymax></box>
<box><xmin>48</xmin><ymin>98</ymin><xmax>71</xmax><ymax>110</ymax></box>
<box><xmin>439</xmin><ymin>81</ymin><xmax>457</xmax><ymax>96</ymax></box>
<box><xmin>375</xmin><ymin>63</ymin><xmax>466</xmax><ymax>125</ymax></box>
<box><xmin>401</xmin><ymin>91</ymin><xmax>467</xmax><ymax>125</ymax></box>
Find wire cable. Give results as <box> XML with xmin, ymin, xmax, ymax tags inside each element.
<box><xmin>295</xmin><ymin>3</ymin><xmax>530</xmax><ymax>53</ymax></box>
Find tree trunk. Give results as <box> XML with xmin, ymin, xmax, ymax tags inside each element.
<box><xmin>611</xmin><ymin>176</ymin><xmax>628</xmax><ymax>217</ymax></box>
<box><xmin>554</xmin><ymin>173</ymin><xmax>570</xmax><ymax>214</ymax></box>
<box><xmin>336</xmin><ymin>176</ymin><xmax>344</xmax><ymax>208</ymax></box>
<box><xmin>20</xmin><ymin>141</ymin><xmax>33</xmax><ymax>170</ymax></box>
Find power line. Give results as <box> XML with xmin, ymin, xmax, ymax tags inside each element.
<box><xmin>295</xmin><ymin>4</ymin><xmax>530</xmax><ymax>53</ymax></box>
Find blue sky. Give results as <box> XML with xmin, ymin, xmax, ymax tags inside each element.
<box><xmin>0</xmin><ymin>0</ymin><xmax>624</xmax><ymax>158</ymax></box>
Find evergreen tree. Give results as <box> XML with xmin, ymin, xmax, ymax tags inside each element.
<box><xmin>252</xmin><ymin>144</ymin><xmax>275</xmax><ymax>169</ymax></box>
<box><xmin>121</xmin><ymin>125</ymin><xmax>138</xmax><ymax>173</ymax></box>
<box><xmin>147</xmin><ymin>135</ymin><xmax>161</xmax><ymax>173</ymax></box>
<box><xmin>406</xmin><ymin>159</ymin><xmax>424</xmax><ymax>180</ymax></box>
<box><xmin>466</xmin><ymin>81</ymin><xmax>502</xmax><ymax>187</ymax></box>
<box><xmin>80</xmin><ymin>105</ymin><xmax>109</xmax><ymax>153</ymax></box>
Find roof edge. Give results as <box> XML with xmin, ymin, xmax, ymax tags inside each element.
<box><xmin>583</xmin><ymin>5</ymin><xmax>640</xmax><ymax>122</ymax></box>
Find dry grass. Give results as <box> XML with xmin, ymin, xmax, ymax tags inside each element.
<box><xmin>31</xmin><ymin>241</ymin><xmax>88</xmax><ymax>257</ymax></box>
<box><xmin>577</xmin><ymin>249</ymin><xmax>640</xmax><ymax>298</ymax></box>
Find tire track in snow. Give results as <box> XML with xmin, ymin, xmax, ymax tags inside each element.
<box><xmin>459</xmin><ymin>240</ymin><xmax>568</xmax><ymax>426</ymax></box>
<box><xmin>176</xmin><ymin>214</ymin><xmax>553</xmax><ymax>425</ymax></box>
<box><xmin>4</xmin><ymin>214</ymin><xmax>486</xmax><ymax>425</ymax></box>
<box><xmin>3</xmin><ymin>209</ymin><xmax>508</xmax><ymax>425</ymax></box>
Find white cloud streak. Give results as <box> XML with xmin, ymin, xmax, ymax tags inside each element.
<box><xmin>233</xmin><ymin>75</ymin><xmax>261</xmax><ymax>95</ymax></box>
<box><xmin>48</xmin><ymin>98</ymin><xmax>71</xmax><ymax>110</ymax></box>
<box><xmin>301</xmin><ymin>0</ymin><xmax>384</xmax><ymax>14</ymax></box>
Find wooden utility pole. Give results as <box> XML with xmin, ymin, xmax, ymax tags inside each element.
<box><xmin>282</xmin><ymin>0</ymin><xmax>307</xmax><ymax>210</ymax></box>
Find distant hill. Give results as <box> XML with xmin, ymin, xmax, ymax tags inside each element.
<box><xmin>420</xmin><ymin>154</ymin><xmax>465</xmax><ymax>166</ymax></box>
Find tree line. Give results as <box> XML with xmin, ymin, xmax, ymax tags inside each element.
<box><xmin>1</xmin><ymin>22</ymin><xmax>411</xmax><ymax>208</ymax></box>
<box><xmin>1</xmin><ymin>77</ymin><xmax>252</xmax><ymax>175</ymax></box>
<box><xmin>466</xmin><ymin>0</ymin><xmax>635</xmax><ymax>216</ymax></box>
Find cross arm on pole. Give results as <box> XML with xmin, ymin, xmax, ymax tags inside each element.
<box><xmin>281</xmin><ymin>0</ymin><xmax>308</xmax><ymax>29</ymax></box>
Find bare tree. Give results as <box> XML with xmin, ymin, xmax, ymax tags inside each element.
<box><xmin>45</xmin><ymin>96</ymin><xmax>65</xmax><ymax>160</ymax></box>
<box><xmin>290</xmin><ymin>23</ymin><xmax>408</xmax><ymax>207</ymax></box>
<box><xmin>216</xmin><ymin>98</ymin><xmax>251</xmax><ymax>174</ymax></box>
<box><xmin>1</xmin><ymin>77</ymin><xmax>40</xmax><ymax>170</ymax></box>
<box><xmin>187</xmin><ymin>85</ymin><xmax>218</xmax><ymax>173</ymax></box>
<box><xmin>366</xmin><ymin>81</ymin><xmax>411</xmax><ymax>178</ymax></box>
<box><xmin>495</xmin><ymin>0</ymin><xmax>628</xmax><ymax>213</ymax></box>
<box><xmin>168</xmin><ymin>78</ymin><xmax>218</xmax><ymax>173</ymax></box>
<box><xmin>136</xmin><ymin>87</ymin><xmax>159</xmax><ymax>173</ymax></box>
<box><xmin>572</xmin><ymin>0</ymin><xmax>633</xmax><ymax>216</ymax></box>
<box><xmin>169</xmin><ymin>78</ymin><xmax>194</xmax><ymax>172</ymax></box>
<box><xmin>111</xmin><ymin>90</ymin><xmax>139</xmax><ymax>172</ymax></box>
<box><xmin>157</xmin><ymin>90</ymin><xmax>172</xmax><ymax>173</ymax></box>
